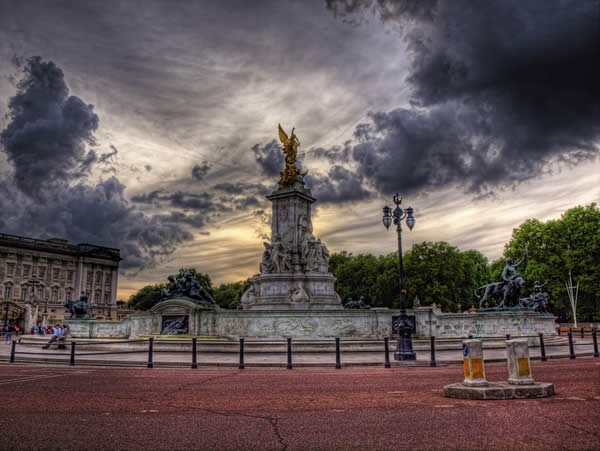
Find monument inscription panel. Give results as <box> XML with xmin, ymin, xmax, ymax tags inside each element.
<box><xmin>161</xmin><ymin>315</ymin><xmax>189</xmax><ymax>334</ymax></box>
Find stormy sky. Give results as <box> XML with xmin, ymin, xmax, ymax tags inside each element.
<box><xmin>1</xmin><ymin>0</ymin><xmax>599</xmax><ymax>299</ymax></box>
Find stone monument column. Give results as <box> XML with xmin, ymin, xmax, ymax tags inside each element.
<box><xmin>240</xmin><ymin>125</ymin><xmax>342</xmax><ymax>311</ymax></box>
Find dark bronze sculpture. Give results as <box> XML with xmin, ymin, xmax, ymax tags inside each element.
<box><xmin>65</xmin><ymin>291</ymin><xmax>90</xmax><ymax>319</ymax></box>
<box><xmin>519</xmin><ymin>281</ymin><xmax>550</xmax><ymax>313</ymax></box>
<box><xmin>161</xmin><ymin>272</ymin><xmax>215</xmax><ymax>306</ymax></box>
<box><xmin>344</xmin><ymin>297</ymin><xmax>371</xmax><ymax>309</ymax></box>
<box><xmin>476</xmin><ymin>251</ymin><xmax>528</xmax><ymax>309</ymax></box>
<box><xmin>475</xmin><ymin>250</ymin><xmax>551</xmax><ymax>312</ymax></box>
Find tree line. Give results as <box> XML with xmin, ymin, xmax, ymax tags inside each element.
<box><xmin>128</xmin><ymin>204</ymin><xmax>600</xmax><ymax>322</ymax></box>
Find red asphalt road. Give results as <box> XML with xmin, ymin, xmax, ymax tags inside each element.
<box><xmin>0</xmin><ymin>360</ymin><xmax>599</xmax><ymax>450</ymax></box>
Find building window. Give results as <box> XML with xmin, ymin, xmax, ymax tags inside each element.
<box><xmin>37</xmin><ymin>287</ymin><xmax>43</xmax><ymax>299</ymax></box>
<box><xmin>66</xmin><ymin>290</ymin><xmax>72</xmax><ymax>302</ymax></box>
<box><xmin>4</xmin><ymin>286</ymin><xmax>12</xmax><ymax>299</ymax></box>
<box><xmin>38</xmin><ymin>267</ymin><xmax>46</xmax><ymax>279</ymax></box>
<box><xmin>21</xmin><ymin>287</ymin><xmax>27</xmax><ymax>300</ymax></box>
<box><xmin>95</xmin><ymin>291</ymin><xmax>101</xmax><ymax>303</ymax></box>
<box><xmin>51</xmin><ymin>287</ymin><xmax>58</xmax><ymax>302</ymax></box>
<box><xmin>6</xmin><ymin>263</ymin><xmax>15</xmax><ymax>277</ymax></box>
<box><xmin>53</xmin><ymin>268</ymin><xmax>60</xmax><ymax>281</ymax></box>
<box><xmin>96</xmin><ymin>272</ymin><xmax>103</xmax><ymax>284</ymax></box>
<box><xmin>67</xmin><ymin>270</ymin><xmax>74</xmax><ymax>282</ymax></box>
<box><xmin>87</xmin><ymin>272</ymin><xmax>93</xmax><ymax>283</ymax></box>
<box><xmin>105</xmin><ymin>273</ymin><xmax>112</xmax><ymax>284</ymax></box>
<box><xmin>104</xmin><ymin>292</ymin><xmax>110</xmax><ymax>304</ymax></box>
<box><xmin>23</xmin><ymin>265</ymin><xmax>31</xmax><ymax>277</ymax></box>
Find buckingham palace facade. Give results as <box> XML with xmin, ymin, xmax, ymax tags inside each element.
<box><xmin>1</xmin><ymin>233</ymin><xmax>121</xmax><ymax>326</ymax></box>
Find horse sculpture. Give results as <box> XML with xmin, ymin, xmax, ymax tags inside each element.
<box><xmin>65</xmin><ymin>292</ymin><xmax>90</xmax><ymax>319</ymax></box>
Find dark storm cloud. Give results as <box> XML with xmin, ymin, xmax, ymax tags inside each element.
<box><xmin>130</xmin><ymin>189</ymin><xmax>163</xmax><ymax>204</ymax></box>
<box><xmin>0</xmin><ymin>57</ymin><xmax>197</xmax><ymax>270</ymax></box>
<box><xmin>214</xmin><ymin>182</ymin><xmax>271</xmax><ymax>196</ymax></box>
<box><xmin>309</xmin><ymin>143</ymin><xmax>351</xmax><ymax>164</ymax></box>
<box><xmin>98</xmin><ymin>144</ymin><xmax>118</xmax><ymax>163</ymax></box>
<box><xmin>131</xmin><ymin>189</ymin><xmax>218</xmax><ymax>212</ymax></box>
<box><xmin>0</xmin><ymin>57</ymin><xmax>99</xmax><ymax>197</ymax></box>
<box><xmin>252</xmin><ymin>140</ymin><xmax>284</xmax><ymax>177</ymax></box>
<box><xmin>305</xmin><ymin>165</ymin><xmax>371</xmax><ymax>204</ymax></box>
<box><xmin>191</xmin><ymin>160</ymin><xmax>211</xmax><ymax>181</ymax></box>
<box><xmin>164</xmin><ymin>191</ymin><xmax>214</xmax><ymax>211</ymax></box>
<box><xmin>326</xmin><ymin>0</ymin><xmax>600</xmax><ymax>195</ymax></box>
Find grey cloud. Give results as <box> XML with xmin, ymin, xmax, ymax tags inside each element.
<box><xmin>144</xmin><ymin>164</ymin><xmax>152</xmax><ymax>172</ymax></box>
<box><xmin>98</xmin><ymin>144</ymin><xmax>118</xmax><ymax>163</ymax></box>
<box><xmin>0</xmin><ymin>176</ymin><xmax>192</xmax><ymax>271</ymax></box>
<box><xmin>252</xmin><ymin>140</ymin><xmax>284</xmax><ymax>177</ymax></box>
<box><xmin>131</xmin><ymin>189</ymin><xmax>217</xmax><ymax>213</ymax></box>
<box><xmin>327</xmin><ymin>0</ymin><xmax>600</xmax><ymax>195</ymax></box>
<box><xmin>130</xmin><ymin>189</ymin><xmax>163</xmax><ymax>204</ymax></box>
<box><xmin>214</xmin><ymin>182</ymin><xmax>271</xmax><ymax>196</ymax></box>
<box><xmin>0</xmin><ymin>57</ymin><xmax>99</xmax><ymax>198</ymax></box>
<box><xmin>309</xmin><ymin>143</ymin><xmax>351</xmax><ymax>164</ymax></box>
<box><xmin>305</xmin><ymin>165</ymin><xmax>372</xmax><ymax>204</ymax></box>
<box><xmin>164</xmin><ymin>191</ymin><xmax>214</xmax><ymax>211</ymax></box>
<box><xmin>0</xmin><ymin>57</ymin><xmax>196</xmax><ymax>271</ymax></box>
<box><xmin>191</xmin><ymin>160</ymin><xmax>211</xmax><ymax>180</ymax></box>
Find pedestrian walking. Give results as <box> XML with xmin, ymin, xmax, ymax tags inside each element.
<box><xmin>4</xmin><ymin>324</ymin><xmax>13</xmax><ymax>344</ymax></box>
<box><xmin>42</xmin><ymin>325</ymin><xmax>62</xmax><ymax>349</ymax></box>
<box><xmin>31</xmin><ymin>326</ymin><xmax>36</xmax><ymax>335</ymax></box>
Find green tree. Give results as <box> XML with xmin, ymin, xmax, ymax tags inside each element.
<box><xmin>127</xmin><ymin>284</ymin><xmax>165</xmax><ymax>310</ymax></box>
<box><xmin>213</xmin><ymin>280</ymin><xmax>251</xmax><ymax>309</ymax></box>
<box><xmin>502</xmin><ymin>204</ymin><xmax>600</xmax><ymax>321</ymax></box>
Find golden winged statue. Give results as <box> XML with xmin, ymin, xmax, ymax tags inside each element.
<box><xmin>278</xmin><ymin>124</ymin><xmax>307</xmax><ymax>188</ymax></box>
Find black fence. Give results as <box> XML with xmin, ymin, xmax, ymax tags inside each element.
<box><xmin>6</xmin><ymin>331</ymin><xmax>599</xmax><ymax>369</ymax></box>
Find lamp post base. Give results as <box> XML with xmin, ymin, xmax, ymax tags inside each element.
<box><xmin>394</xmin><ymin>322</ymin><xmax>416</xmax><ymax>361</ymax></box>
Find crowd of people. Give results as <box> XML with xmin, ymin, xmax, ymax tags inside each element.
<box><xmin>2</xmin><ymin>323</ymin><xmax>70</xmax><ymax>349</ymax></box>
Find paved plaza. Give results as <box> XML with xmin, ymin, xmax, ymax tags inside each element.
<box><xmin>1</xmin><ymin>359</ymin><xmax>599</xmax><ymax>450</ymax></box>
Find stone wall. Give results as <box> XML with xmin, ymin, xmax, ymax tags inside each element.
<box><xmin>414</xmin><ymin>306</ymin><xmax>557</xmax><ymax>340</ymax></box>
<box><xmin>67</xmin><ymin>299</ymin><xmax>558</xmax><ymax>340</ymax></box>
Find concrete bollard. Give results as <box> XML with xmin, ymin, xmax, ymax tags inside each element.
<box><xmin>506</xmin><ymin>339</ymin><xmax>534</xmax><ymax>385</ymax></box>
<box><xmin>462</xmin><ymin>340</ymin><xmax>487</xmax><ymax>387</ymax></box>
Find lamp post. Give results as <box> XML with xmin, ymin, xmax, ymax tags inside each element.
<box><xmin>2</xmin><ymin>301</ymin><xmax>9</xmax><ymax>328</ymax></box>
<box><xmin>28</xmin><ymin>273</ymin><xmax>42</xmax><ymax>302</ymax></box>
<box><xmin>382</xmin><ymin>193</ymin><xmax>416</xmax><ymax>361</ymax></box>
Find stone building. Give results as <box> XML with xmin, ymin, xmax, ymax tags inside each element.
<box><xmin>0</xmin><ymin>233</ymin><xmax>121</xmax><ymax>328</ymax></box>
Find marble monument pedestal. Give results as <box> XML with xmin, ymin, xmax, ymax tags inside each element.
<box><xmin>242</xmin><ymin>272</ymin><xmax>343</xmax><ymax>311</ymax></box>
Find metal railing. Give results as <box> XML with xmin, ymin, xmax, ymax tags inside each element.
<box><xmin>6</xmin><ymin>331</ymin><xmax>599</xmax><ymax>369</ymax></box>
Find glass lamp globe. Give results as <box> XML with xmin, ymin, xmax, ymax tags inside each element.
<box><xmin>382</xmin><ymin>206</ymin><xmax>393</xmax><ymax>229</ymax></box>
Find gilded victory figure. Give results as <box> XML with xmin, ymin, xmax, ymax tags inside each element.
<box><xmin>278</xmin><ymin>124</ymin><xmax>307</xmax><ymax>188</ymax></box>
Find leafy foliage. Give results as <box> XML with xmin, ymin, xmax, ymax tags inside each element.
<box><xmin>127</xmin><ymin>284</ymin><xmax>165</xmax><ymax>311</ymax></box>
<box><xmin>501</xmin><ymin>204</ymin><xmax>600</xmax><ymax>321</ymax></box>
<box><xmin>213</xmin><ymin>280</ymin><xmax>251</xmax><ymax>309</ymax></box>
<box><xmin>330</xmin><ymin>242</ymin><xmax>490</xmax><ymax>312</ymax></box>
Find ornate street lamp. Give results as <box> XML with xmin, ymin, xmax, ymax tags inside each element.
<box><xmin>28</xmin><ymin>273</ymin><xmax>42</xmax><ymax>302</ymax></box>
<box><xmin>382</xmin><ymin>193</ymin><xmax>416</xmax><ymax>361</ymax></box>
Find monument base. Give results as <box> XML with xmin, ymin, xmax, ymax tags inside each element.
<box><xmin>444</xmin><ymin>381</ymin><xmax>555</xmax><ymax>400</ymax></box>
<box><xmin>242</xmin><ymin>273</ymin><xmax>342</xmax><ymax>311</ymax></box>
